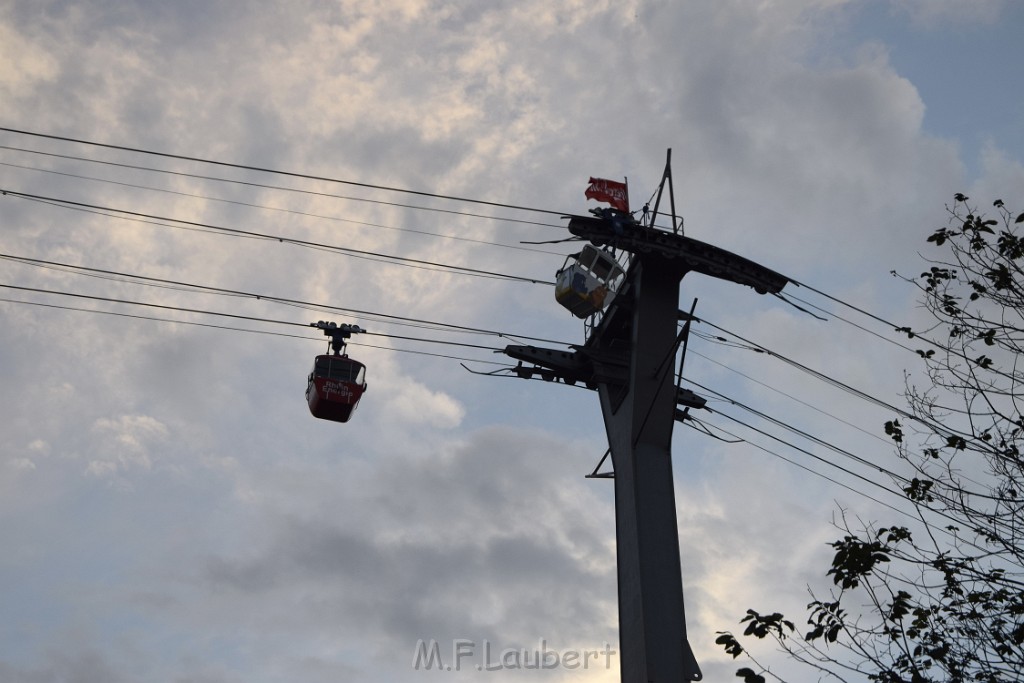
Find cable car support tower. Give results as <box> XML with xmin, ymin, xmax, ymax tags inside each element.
<box><xmin>504</xmin><ymin>151</ymin><xmax>789</xmax><ymax>682</ymax></box>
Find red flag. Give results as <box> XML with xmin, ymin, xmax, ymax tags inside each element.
<box><xmin>585</xmin><ymin>177</ymin><xmax>629</xmax><ymax>213</ymax></box>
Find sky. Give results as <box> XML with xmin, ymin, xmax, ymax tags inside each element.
<box><xmin>1</xmin><ymin>1</ymin><xmax>1023</xmax><ymax>682</ymax></box>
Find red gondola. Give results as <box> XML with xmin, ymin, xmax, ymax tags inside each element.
<box><xmin>306</xmin><ymin>321</ymin><xmax>367</xmax><ymax>423</ymax></box>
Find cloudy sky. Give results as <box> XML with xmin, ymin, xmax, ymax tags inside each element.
<box><xmin>1</xmin><ymin>1</ymin><xmax>1023</xmax><ymax>682</ymax></box>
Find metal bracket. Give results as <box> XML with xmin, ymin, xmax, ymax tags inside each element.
<box><xmin>312</xmin><ymin>320</ymin><xmax>365</xmax><ymax>355</ymax></box>
<box><xmin>584</xmin><ymin>448</ymin><xmax>615</xmax><ymax>479</ymax></box>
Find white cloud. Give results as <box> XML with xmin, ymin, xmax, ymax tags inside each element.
<box><xmin>0</xmin><ymin>22</ymin><xmax>59</xmax><ymax>91</ymax></box>
<box><xmin>86</xmin><ymin>414</ymin><xmax>169</xmax><ymax>476</ymax></box>
<box><xmin>0</xmin><ymin>0</ymin><xmax>1021</xmax><ymax>680</ymax></box>
<box><xmin>387</xmin><ymin>379</ymin><xmax>465</xmax><ymax>428</ymax></box>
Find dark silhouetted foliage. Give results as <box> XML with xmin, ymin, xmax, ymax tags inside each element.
<box><xmin>718</xmin><ymin>196</ymin><xmax>1024</xmax><ymax>682</ymax></box>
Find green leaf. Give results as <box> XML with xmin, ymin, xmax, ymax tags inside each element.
<box><xmin>736</xmin><ymin>667</ymin><xmax>766</xmax><ymax>683</ymax></box>
<box><xmin>884</xmin><ymin>419</ymin><xmax>903</xmax><ymax>443</ymax></box>
<box><xmin>715</xmin><ymin>632</ymin><xmax>744</xmax><ymax>658</ymax></box>
<box><xmin>904</xmin><ymin>478</ymin><xmax>935</xmax><ymax>502</ymax></box>
<box><xmin>828</xmin><ymin>537</ymin><xmax>890</xmax><ymax>588</ymax></box>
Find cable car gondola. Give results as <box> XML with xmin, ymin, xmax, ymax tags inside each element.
<box><xmin>306</xmin><ymin>321</ymin><xmax>367</xmax><ymax>423</ymax></box>
<box><xmin>555</xmin><ymin>244</ymin><xmax>626</xmax><ymax>318</ymax></box>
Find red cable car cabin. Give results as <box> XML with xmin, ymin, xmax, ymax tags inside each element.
<box><xmin>306</xmin><ymin>354</ymin><xmax>367</xmax><ymax>423</ymax></box>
